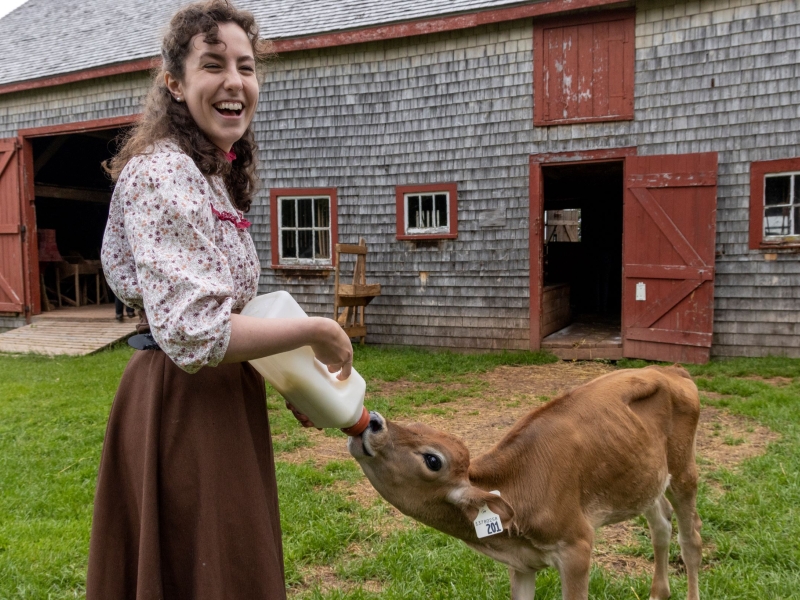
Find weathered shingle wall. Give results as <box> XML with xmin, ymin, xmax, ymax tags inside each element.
<box><xmin>254</xmin><ymin>21</ymin><xmax>535</xmax><ymax>349</ymax></box>
<box><xmin>0</xmin><ymin>72</ymin><xmax>149</xmax><ymax>136</ymax></box>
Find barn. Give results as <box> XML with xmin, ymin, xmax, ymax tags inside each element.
<box><xmin>0</xmin><ymin>0</ymin><xmax>797</xmax><ymax>362</ymax></box>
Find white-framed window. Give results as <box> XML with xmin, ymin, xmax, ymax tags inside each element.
<box><xmin>750</xmin><ymin>159</ymin><xmax>800</xmax><ymax>250</ymax></box>
<box><xmin>763</xmin><ymin>171</ymin><xmax>800</xmax><ymax>240</ymax></box>
<box><xmin>277</xmin><ymin>195</ymin><xmax>332</xmax><ymax>264</ymax></box>
<box><xmin>395</xmin><ymin>183</ymin><xmax>458</xmax><ymax>240</ymax></box>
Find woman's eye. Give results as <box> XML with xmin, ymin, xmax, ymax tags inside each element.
<box><xmin>423</xmin><ymin>454</ymin><xmax>442</xmax><ymax>472</ymax></box>
<box><xmin>204</xmin><ymin>63</ymin><xmax>222</xmax><ymax>70</ymax></box>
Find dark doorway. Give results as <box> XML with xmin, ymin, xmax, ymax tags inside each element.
<box><xmin>540</xmin><ymin>160</ymin><xmax>623</xmax><ymax>357</ymax></box>
<box><xmin>32</xmin><ymin>128</ymin><xmax>126</xmax><ymax>308</ymax></box>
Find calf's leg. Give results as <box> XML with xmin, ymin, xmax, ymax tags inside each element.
<box><xmin>667</xmin><ymin>474</ymin><xmax>702</xmax><ymax>600</ymax></box>
<box><xmin>509</xmin><ymin>568</ymin><xmax>537</xmax><ymax>600</ymax></box>
<box><xmin>644</xmin><ymin>495</ymin><xmax>673</xmax><ymax>600</ymax></box>
<box><xmin>556</xmin><ymin>539</ymin><xmax>593</xmax><ymax>600</ymax></box>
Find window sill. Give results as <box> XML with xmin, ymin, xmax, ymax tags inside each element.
<box><xmin>534</xmin><ymin>114</ymin><xmax>633</xmax><ymax>127</ymax></box>
<box><xmin>397</xmin><ymin>233</ymin><xmax>457</xmax><ymax>241</ymax></box>
<box><xmin>270</xmin><ymin>264</ymin><xmax>335</xmax><ymax>271</ymax></box>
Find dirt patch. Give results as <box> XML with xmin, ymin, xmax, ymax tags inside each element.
<box><xmin>280</xmin><ymin>362</ymin><xmax>780</xmax><ymax>585</ymax></box>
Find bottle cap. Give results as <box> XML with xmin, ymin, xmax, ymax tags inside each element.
<box><xmin>341</xmin><ymin>406</ymin><xmax>370</xmax><ymax>436</ymax></box>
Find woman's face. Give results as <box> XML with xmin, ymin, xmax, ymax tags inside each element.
<box><xmin>166</xmin><ymin>22</ymin><xmax>259</xmax><ymax>152</ymax></box>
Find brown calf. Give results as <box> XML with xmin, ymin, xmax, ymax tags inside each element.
<box><xmin>348</xmin><ymin>365</ymin><xmax>702</xmax><ymax>600</ymax></box>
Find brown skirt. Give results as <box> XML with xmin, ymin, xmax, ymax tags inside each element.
<box><xmin>87</xmin><ymin>350</ymin><xmax>286</xmax><ymax>600</ymax></box>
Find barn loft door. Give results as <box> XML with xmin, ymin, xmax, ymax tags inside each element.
<box><xmin>0</xmin><ymin>138</ymin><xmax>26</xmax><ymax>313</ymax></box>
<box><xmin>623</xmin><ymin>153</ymin><xmax>718</xmax><ymax>364</ymax></box>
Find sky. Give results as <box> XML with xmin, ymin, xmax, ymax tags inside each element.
<box><xmin>0</xmin><ymin>0</ymin><xmax>28</xmax><ymax>20</ymax></box>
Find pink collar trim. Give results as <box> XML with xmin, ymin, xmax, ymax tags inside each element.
<box><xmin>224</xmin><ymin>150</ymin><xmax>237</xmax><ymax>163</ymax></box>
<box><xmin>211</xmin><ymin>205</ymin><xmax>251</xmax><ymax>229</ymax></box>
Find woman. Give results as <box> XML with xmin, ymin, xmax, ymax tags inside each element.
<box><xmin>88</xmin><ymin>2</ymin><xmax>352</xmax><ymax>598</ymax></box>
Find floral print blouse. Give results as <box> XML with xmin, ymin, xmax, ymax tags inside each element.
<box><xmin>101</xmin><ymin>140</ymin><xmax>260</xmax><ymax>373</ymax></box>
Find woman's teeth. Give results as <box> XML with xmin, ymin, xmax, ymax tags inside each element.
<box><xmin>214</xmin><ymin>102</ymin><xmax>243</xmax><ymax>115</ymax></box>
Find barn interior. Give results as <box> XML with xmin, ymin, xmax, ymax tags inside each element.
<box><xmin>540</xmin><ymin>160</ymin><xmax>623</xmax><ymax>357</ymax></box>
<box><xmin>32</xmin><ymin>128</ymin><xmax>125</xmax><ymax>310</ymax></box>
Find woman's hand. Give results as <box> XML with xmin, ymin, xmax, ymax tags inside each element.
<box><xmin>286</xmin><ymin>402</ymin><xmax>320</xmax><ymax>429</ymax></box>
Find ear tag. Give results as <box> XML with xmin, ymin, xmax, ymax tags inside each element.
<box><xmin>473</xmin><ymin>490</ymin><xmax>503</xmax><ymax>539</ymax></box>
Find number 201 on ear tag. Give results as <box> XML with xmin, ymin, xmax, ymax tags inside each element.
<box><xmin>474</xmin><ymin>503</ymin><xmax>503</xmax><ymax>538</ymax></box>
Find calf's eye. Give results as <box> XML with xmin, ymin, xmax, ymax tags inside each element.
<box><xmin>423</xmin><ymin>454</ymin><xmax>442</xmax><ymax>471</ymax></box>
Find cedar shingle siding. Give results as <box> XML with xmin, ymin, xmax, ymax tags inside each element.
<box><xmin>0</xmin><ymin>0</ymin><xmax>798</xmax><ymax>356</ymax></box>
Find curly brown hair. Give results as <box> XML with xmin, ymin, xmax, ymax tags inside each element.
<box><xmin>105</xmin><ymin>0</ymin><xmax>273</xmax><ymax>212</ymax></box>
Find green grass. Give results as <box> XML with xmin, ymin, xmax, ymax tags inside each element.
<box><xmin>1</xmin><ymin>348</ymin><xmax>799</xmax><ymax>599</ymax></box>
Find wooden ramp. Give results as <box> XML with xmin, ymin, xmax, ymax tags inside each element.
<box><xmin>0</xmin><ymin>305</ymin><xmax>136</xmax><ymax>356</ymax></box>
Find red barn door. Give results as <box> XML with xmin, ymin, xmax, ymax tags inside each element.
<box><xmin>623</xmin><ymin>153</ymin><xmax>718</xmax><ymax>363</ymax></box>
<box><xmin>0</xmin><ymin>138</ymin><xmax>26</xmax><ymax>313</ymax></box>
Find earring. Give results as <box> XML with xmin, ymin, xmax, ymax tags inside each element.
<box><xmin>175</xmin><ymin>96</ymin><xmax>182</xmax><ymax>102</ymax></box>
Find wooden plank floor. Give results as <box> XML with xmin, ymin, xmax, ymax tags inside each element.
<box><xmin>542</xmin><ymin>316</ymin><xmax>623</xmax><ymax>361</ymax></box>
<box><xmin>0</xmin><ymin>305</ymin><xmax>137</xmax><ymax>356</ymax></box>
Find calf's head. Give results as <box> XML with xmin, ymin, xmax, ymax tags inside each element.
<box><xmin>348</xmin><ymin>411</ymin><xmax>514</xmax><ymax>540</ymax></box>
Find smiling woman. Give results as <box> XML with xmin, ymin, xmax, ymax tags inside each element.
<box><xmin>87</xmin><ymin>2</ymin><xmax>355</xmax><ymax>599</ymax></box>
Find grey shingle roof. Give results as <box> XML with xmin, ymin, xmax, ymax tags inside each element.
<box><xmin>0</xmin><ymin>0</ymin><xmax>532</xmax><ymax>88</ymax></box>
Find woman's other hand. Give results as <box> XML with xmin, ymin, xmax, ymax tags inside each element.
<box><xmin>285</xmin><ymin>402</ymin><xmax>320</xmax><ymax>429</ymax></box>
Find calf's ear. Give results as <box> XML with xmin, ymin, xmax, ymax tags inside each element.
<box><xmin>453</xmin><ymin>486</ymin><xmax>515</xmax><ymax>529</ymax></box>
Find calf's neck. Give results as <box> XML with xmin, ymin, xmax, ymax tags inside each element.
<box><xmin>348</xmin><ymin>365</ymin><xmax>702</xmax><ymax>600</ymax></box>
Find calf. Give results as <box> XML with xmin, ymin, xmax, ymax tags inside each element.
<box><xmin>348</xmin><ymin>365</ymin><xmax>702</xmax><ymax>600</ymax></box>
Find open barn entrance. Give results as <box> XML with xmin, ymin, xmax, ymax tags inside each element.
<box><xmin>539</xmin><ymin>160</ymin><xmax>624</xmax><ymax>359</ymax></box>
<box><xmin>31</xmin><ymin>127</ymin><xmax>126</xmax><ymax>312</ymax></box>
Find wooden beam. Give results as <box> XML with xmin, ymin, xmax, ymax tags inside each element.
<box><xmin>34</xmin><ymin>184</ymin><xmax>111</xmax><ymax>203</ymax></box>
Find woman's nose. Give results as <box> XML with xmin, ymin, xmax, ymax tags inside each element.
<box><xmin>223</xmin><ymin>68</ymin><xmax>244</xmax><ymax>91</ymax></box>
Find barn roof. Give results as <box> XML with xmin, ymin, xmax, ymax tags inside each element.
<box><xmin>0</xmin><ymin>0</ymin><xmax>534</xmax><ymax>89</ymax></box>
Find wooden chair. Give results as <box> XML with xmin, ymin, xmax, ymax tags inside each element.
<box><xmin>333</xmin><ymin>238</ymin><xmax>381</xmax><ymax>344</ymax></box>
<box><xmin>55</xmin><ymin>259</ymin><xmax>105</xmax><ymax>307</ymax></box>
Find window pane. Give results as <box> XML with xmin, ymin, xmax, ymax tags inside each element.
<box><xmin>315</xmin><ymin>230</ymin><xmax>330</xmax><ymax>259</ymax></box>
<box><xmin>298</xmin><ymin>198</ymin><xmax>313</xmax><ymax>228</ymax></box>
<box><xmin>420</xmin><ymin>195</ymin><xmax>433</xmax><ymax>228</ymax></box>
<box><xmin>281</xmin><ymin>230</ymin><xmax>296</xmax><ymax>258</ymax></box>
<box><xmin>434</xmin><ymin>194</ymin><xmax>448</xmax><ymax>228</ymax></box>
<box><xmin>315</xmin><ymin>198</ymin><xmax>330</xmax><ymax>228</ymax></box>
<box><xmin>407</xmin><ymin>195</ymin><xmax>420</xmax><ymax>229</ymax></box>
<box><xmin>298</xmin><ymin>230</ymin><xmax>313</xmax><ymax>258</ymax></box>
<box><xmin>281</xmin><ymin>199</ymin><xmax>295</xmax><ymax>227</ymax></box>
<box><xmin>764</xmin><ymin>206</ymin><xmax>791</xmax><ymax>236</ymax></box>
<box><xmin>765</xmin><ymin>176</ymin><xmax>791</xmax><ymax>206</ymax></box>
<box><xmin>795</xmin><ymin>206</ymin><xmax>800</xmax><ymax>235</ymax></box>
<box><xmin>795</xmin><ymin>175</ymin><xmax>800</xmax><ymax>205</ymax></box>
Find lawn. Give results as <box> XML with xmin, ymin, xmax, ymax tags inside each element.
<box><xmin>0</xmin><ymin>346</ymin><xmax>799</xmax><ymax>599</ymax></box>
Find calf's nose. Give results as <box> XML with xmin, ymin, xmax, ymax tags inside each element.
<box><xmin>368</xmin><ymin>411</ymin><xmax>385</xmax><ymax>433</ymax></box>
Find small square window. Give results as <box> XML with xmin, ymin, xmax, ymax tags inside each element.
<box><xmin>270</xmin><ymin>188</ymin><xmax>338</xmax><ymax>268</ymax></box>
<box><xmin>750</xmin><ymin>159</ymin><xmax>800</xmax><ymax>249</ymax></box>
<box><xmin>395</xmin><ymin>183</ymin><xmax>458</xmax><ymax>240</ymax></box>
<box><xmin>545</xmin><ymin>209</ymin><xmax>581</xmax><ymax>243</ymax></box>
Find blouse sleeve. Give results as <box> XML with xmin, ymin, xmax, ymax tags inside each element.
<box><xmin>117</xmin><ymin>151</ymin><xmax>235</xmax><ymax>373</ymax></box>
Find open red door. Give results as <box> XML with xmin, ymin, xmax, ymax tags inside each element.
<box><xmin>623</xmin><ymin>153</ymin><xmax>718</xmax><ymax>363</ymax></box>
<box><xmin>0</xmin><ymin>138</ymin><xmax>27</xmax><ymax>313</ymax></box>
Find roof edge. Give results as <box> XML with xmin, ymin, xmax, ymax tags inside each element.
<box><xmin>0</xmin><ymin>57</ymin><xmax>158</xmax><ymax>96</ymax></box>
<box><xmin>0</xmin><ymin>0</ymin><xmax>622</xmax><ymax>97</ymax></box>
<box><xmin>271</xmin><ymin>0</ymin><xmax>622</xmax><ymax>53</ymax></box>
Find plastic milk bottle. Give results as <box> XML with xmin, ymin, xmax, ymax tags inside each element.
<box><xmin>241</xmin><ymin>291</ymin><xmax>370</xmax><ymax>436</ymax></box>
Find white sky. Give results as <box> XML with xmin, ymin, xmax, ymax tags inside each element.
<box><xmin>0</xmin><ymin>0</ymin><xmax>28</xmax><ymax>20</ymax></box>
